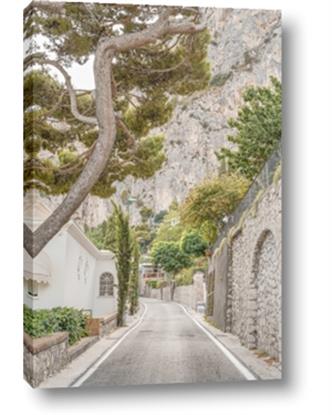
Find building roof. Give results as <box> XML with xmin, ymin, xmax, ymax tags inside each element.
<box><xmin>24</xmin><ymin>190</ymin><xmax>115</xmax><ymax>260</ymax></box>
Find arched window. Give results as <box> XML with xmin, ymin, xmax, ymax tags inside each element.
<box><xmin>99</xmin><ymin>272</ymin><xmax>114</xmax><ymax>296</ymax></box>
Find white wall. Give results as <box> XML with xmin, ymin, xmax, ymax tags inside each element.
<box><xmin>62</xmin><ymin>232</ymin><xmax>97</xmax><ymax>312</ymax></box>
<box><xmin>23</xmin><ymin>227</ymin><xmax>118</xmax><ymax>317</ymax></box>
<box><xmin>92</xmin><ymin>259</ymin><xmax>118</xmax><ymax>317</ymax></box>
<box><xmin>24</xmin><ymin>231</ymin><xmax>68</xmax><ymax>310</ymax></box>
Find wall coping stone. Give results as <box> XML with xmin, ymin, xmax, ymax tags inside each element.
<box><xmin>24</xmin><ymin>331</ymin><xmax>68</xmax><ymax>354</ymax></box>
<box><xmin>101</xmin><ymin>312</ymin><xmax>117</xmax><ymax>325</ymax></box>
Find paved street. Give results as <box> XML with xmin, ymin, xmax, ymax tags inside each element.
<box><xmin>80</xmin><ymin>298</ymin><xmax>248</xmax><ymax>387</ymax></box>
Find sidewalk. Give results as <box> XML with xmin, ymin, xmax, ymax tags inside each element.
<box><xmin>183</xmin><ymin>305</ymin><xmax>282</xmax><ymax>381</ymax></box>
<box><xmin>40</xmin><ymin>305</ymin><xmax>145</xmax><ymax>388</ymax></box>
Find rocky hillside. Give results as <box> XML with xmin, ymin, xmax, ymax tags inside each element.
<box><xmin>45</xmin><ymin>8</ymin><xmax>281</xmax><ymax>228</ymax></box>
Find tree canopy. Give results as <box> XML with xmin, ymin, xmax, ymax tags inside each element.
<box><xmin>180</xmin><ymin>229</ymin><xmax>208</xmax><ymax>257</ymax></box>
<box><xmin>217</xmin><ymin>77</ymin><xmax>281</xmax><ymax>179</ymax></box>
<box><xmin>151</xmin><ymin>241</ymin><xmax>192</xmax><ymax>276</ymax></box>
<box><xmin>180</xmin><ymin>174</ymin><xmax>249</xmax><ymax>243</ymax></box>
<box><xmin>24</xmin><ymin>2</ymin><xmax>211</xmax><ymax>257</ymax></box>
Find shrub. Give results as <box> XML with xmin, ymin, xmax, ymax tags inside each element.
<box><xmin>175</xmin><ymin>268</ymin><xmax>194</xmax><ymax>286</ymax></box>
<box><xmin>180</xmin><ymin>174</ymin><xmax>249</xmax><ymax>243</ymax></box>
<box><xmin>146</xmin><ymin>280</ymin><xmax>158</xmax><ymax>289</ymax></box>
<box><xmin>151</xmin><ymin>241</ymin><xmax>192</xmax><ymax>275</ymax></box>
<box><xmin>180</xmin><ymin>230</ymin><xmax>208</xmax><ymax>257</ymax></box>
<box><xmin>217</xmin><ymin>77</ymin><xmax>281</xmax><ymax>179</ymax></box>
<box><xmin>23</xmin><ymin>305</ymin><xmax>88</xmax><ymax>345</ymax></box>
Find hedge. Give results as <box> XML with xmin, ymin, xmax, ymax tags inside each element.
<box><xmin>23</xmin><ymin>305</ymin><xmax>88</xmax><ymax>345</ymax></box>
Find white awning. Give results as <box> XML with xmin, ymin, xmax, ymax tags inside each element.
<box><xmin>24</xmin><ymin>250</ymin><xmax>52</xmax><ymax>284</ymax></box>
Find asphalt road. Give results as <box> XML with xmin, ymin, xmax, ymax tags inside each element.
<box><xmin>81</xmin><ymin>298</ymin><xmax>247</xmax><ymax>387</ymax></box>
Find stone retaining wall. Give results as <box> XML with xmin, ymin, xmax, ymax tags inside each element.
<box><xmin>209</xmin><ymin>176</ymin><xmax>281</xmax><ymax>362</ymax></box>
<box><xmin>173</xmin><ymin>272</ymin><xmax>205</xmax><ymax>311</ymax></box>
<box><xmin>24</xmin><ymin>332</ymin><xmax>69</xmax><ymax>388</ymax></box>
<box><xmin>144</xmin><ymin>272</ymin><xmax>206</xmax><ymax>312</ymax></box>
<box><xmin>24</xmin><ymin>312</ymin><xmax>118</xmax><ymax>387</ymax></box>
<box><xmin>86</xmin><ymin>312</ymin><xmax>117</xmax><ymax>337</ymax></box>
<box><xmin>100</xmin><ymin>313</ymin><xmax>117</xmax><ymax>337</ymax></box>
<box><xmin>145</xmin><ymin>286</ymin><xmax>171</xmax><ymax>301</ymax></box>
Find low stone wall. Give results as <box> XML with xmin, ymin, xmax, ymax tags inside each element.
<box><xmin>143</xmin><ymin>273</ymin><xmax>205</xmax><ymax>311</ymax></box>
<box><xmin>86</xmin><ymin>312</ymin><xmax>117</xmax><ymax>337</ymax></box>
<box><xmin>173</xmin><ymin>285</ymin><xmax>193</xmax><ymax>308</ymax></box>
<box><xmin>24</xmin><ymin>312</ymin><xmax>118</xmax><ymax>387</ymax></box>
<box><xmin>173</xmin><ymin>272</ymin><xmax>205</xmax><ymax>311</ymax></box>
<box><xmin>145</xmin><ymin>286</ymin><xmax>171</xmax><ymax>301</ymax></box>
<box><xmin>150</xmin><ymin>288</ymin><xmax>162</xmax><ymax>300</ymax></box>
<box><xmin>100</xmin><ymin>313</ymin><xmax>117</xmax><ymax>337</ymax></box>
<box><xmin>24</xmin><ymin>332</ymin><xmax>69</xmax><ymax>388</ymax></box>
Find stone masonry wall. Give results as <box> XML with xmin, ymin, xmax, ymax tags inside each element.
<box><xmin>24</xmin><ymin>332</ymin><xmax>69</xmax><ymax>388</ymax></box>
<box><xmin>173</xmin><ymin>272</ymin><xmax>205</xmax><ymax>311</ymax></box>
<box><xmin>211</xmin><ymin>176</ymin><xmax>281</xmax><ymax>362</ymax></box>
<box><xmin>144</xmin><ymin>272</ymin><xmax>205</xmax><ymax>312</ymax></box>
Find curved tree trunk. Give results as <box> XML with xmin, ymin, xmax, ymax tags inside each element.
<box><xmin>24</xmin><ymin>13</ymin><xmax>205</xmax><ymax>258</ymax></box>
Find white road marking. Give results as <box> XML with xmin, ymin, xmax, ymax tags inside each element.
<box><xmin>71</xmin><ymin>303</ymin><xmax>148</xmax><ymax>387</ymax></box>
<box><xmin>177</xmin><ymin>303</ymin><xmax>257</xmax><ymax>381</ymax></box>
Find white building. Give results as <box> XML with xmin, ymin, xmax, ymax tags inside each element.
<box><xmin>24</xmin><ymin>191</ymin><xmax>118</xmax><ymax>318</ymax></box>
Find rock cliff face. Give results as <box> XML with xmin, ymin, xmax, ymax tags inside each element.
<box><xmin>46</xmin><ymin>8</ymin><xmax>281</xmax><ymax>228</ymax></box>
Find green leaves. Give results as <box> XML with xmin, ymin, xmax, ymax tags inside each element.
<box><xmin>111</xmin><ymin>203</ymin><xmax>134</xmax><ymax>326</ymax></box>
<box><xmin>24</xmin><ymin>4</ymin><xmax>211</xmax><ymax>199</ymax></box>
<box><xmin>180</xmin><ymin>230</ymin><xmax>208</xmax><ymax>257</ymax></box>
<box><xmin>128</xmin><ymin>238</ymin><xmax>140</xmax><ymax>315</ymax></box>
<box><xmin>217</xmin><ymin>77</ymin><xmax>282</xmax><ymax>179</ymax></box>
<box><xmin>23</xmin><ymin>305</ymin><xmax>87</xmax><ymax>345</ymax></box>
<box><xmin>151</xmin><ymin>241</ymin><xmax>192</xmax><ymax>275</ymax></box>
<box><xmin>180</xmin><ymin>174</ymin><xmax>249</xmax><ymax>243</ymax></box>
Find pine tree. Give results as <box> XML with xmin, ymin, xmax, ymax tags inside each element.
<box><xmin>23</xmin><ymin>3</ymin><xmax>211</xmax><ymax>257</ymax></box>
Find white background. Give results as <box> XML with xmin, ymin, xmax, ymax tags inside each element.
<box><xmin>1</xmin><ymin>0</ymin><xmax>331</xmax><ymax>413</ymax></box>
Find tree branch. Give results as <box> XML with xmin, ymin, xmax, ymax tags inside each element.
<box><xmin>24</xmin><ymin>12</ymin><xmax>206</xmax><ymax>258</ymax></box>
<box><xmin>25</xmin><ymin>55</ymin><xmax>97</xmax><ymax>126</ymax></box>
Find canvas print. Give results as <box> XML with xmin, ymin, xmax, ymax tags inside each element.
<box><xmin>23</xmin><ymin>1</ymin><xmax>282</xmax><ymax>388</ymax></box>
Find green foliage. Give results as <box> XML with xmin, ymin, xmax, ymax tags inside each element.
<box><xmin>139</xmin><ymin>206</ymin><xmax>154</xmax><ymax>223</ymax></box>
<box><xmin>151</xmin><ymin>241</ymin><xmax>192</xmax><ymax>275</ymax></box>
<box><xmin>85</xmin><ymin>220</ymin><xmax>109</xmax><ymax>250</ymax></box>
<box><xmin>175</xmin><ymin>267</ymin><xmax>194</xmax><ymax>286</ymax></box>
<box><xmin>175</xmin><ymin>256</ymin><xmax>208</xmax><ymax>286</ymax></box>
<box><xmin>146</xmin><ymin>280</ymin><xmax>158</xmax><ymax>289</ymax></box>
<box><xmin>87</xmin><ymin>205</ymin><xmax>141</xmax><ymax>320</ymax></box>
<box><xmin>24</xmin><ymin>4</ymin><xmax>211</xmax><ymax>196</ymax></box>
<box><xmin>217</xmin><ymin>77</ymin><xmax>282</xmax><ymax>179</ymax></box>
<box><xmin>128</xmin><ymin>238</ymin><xmax>140</xmax><ymax>315</ymax></box>
<box><xmin>152</xmin><ymin>202</ymin><xmax>184</xmax><ymax>246</ymax></box>
<box><xmin>112</xmin><ymin>203</ymin><xmax>133</xmax><ymax>326</ymax></box>
<box><xmin>180</xmin><ymin>230</ymin><xmax>208</xmax><ymax>257</ymax></box>
<box><xmin>133</xmin><ymin>222</ymin><xmax>156</xmax><ymax>254</ymax></box>
<box><xmin>153</xmin><ymin>210</ymin><xmax>167</xmax><ymax>224</ymax></box>
<box><xmin>23</xmin><ymin>305</ymin><xmax>87</xmax><ymax>345</ymax></box>
<box><xmin>180</xmin><ymin>174</ymin><xmax>249</xmax><ymax>243</ymax></box>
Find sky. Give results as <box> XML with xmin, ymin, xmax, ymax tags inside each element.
<box><xmin>69</xmin><ymin>57</ymin><xmax>95</xmax><ymax>90</ymax></box>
